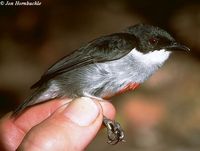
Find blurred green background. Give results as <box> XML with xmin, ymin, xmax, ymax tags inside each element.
<box><xmin>0</xmin><ymin>0</ymin><xmax>200</xmax><ymax>150</ymax></box>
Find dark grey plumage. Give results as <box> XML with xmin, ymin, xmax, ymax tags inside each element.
<box><xmin>13</xmin><ymin>33</ymin><xmax>138</xmax><ymax>115</ymax></box>
<box><xmin>13</xmin><ymin>24</ymin><xmax>189</xmax><ymax>116</ymax></box>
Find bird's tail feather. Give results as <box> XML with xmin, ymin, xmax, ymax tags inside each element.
<box><xmin>12</xmin><ymin>87</ymin><xmax>46</xmax><ymax>116</ymax></box>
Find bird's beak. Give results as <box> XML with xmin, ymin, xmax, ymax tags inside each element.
<box><xmin>164</xmin><ymin>42</ymin><xmax>190</xmax><ymax>52</ymax></box>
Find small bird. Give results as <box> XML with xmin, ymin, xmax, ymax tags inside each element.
<box><xmin>13</xmin><ymin>24</ymin><xmax>189</xmax><ymax>144</ymax></box>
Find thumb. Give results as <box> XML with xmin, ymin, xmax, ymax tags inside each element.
<box><xmin>17</xmin><ymin>97</ymin><xmax>111</xmax><ymax>151</ymax></box>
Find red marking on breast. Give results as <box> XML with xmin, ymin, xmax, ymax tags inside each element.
<box><xmin>118</xmin><ymin>83</ymin><xmax>140</xmax><ymax>94</ymax></box>
<box><xmin>103</xmin><ymin>83</ymin><xmax>140</xmax><ymax>100</ymax></box>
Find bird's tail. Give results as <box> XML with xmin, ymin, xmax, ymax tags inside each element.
<box><xmin>12</xmin><ymin>87</ymin><xmax>47</xmax><ymax>116</ymax></box>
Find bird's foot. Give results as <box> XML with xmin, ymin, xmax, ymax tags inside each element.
<box><xmin>103</xmin><ymin>116</ymin><xmax>125</xmax><ymax>145</ymax></box>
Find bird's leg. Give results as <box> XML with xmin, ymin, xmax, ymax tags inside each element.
<box><xmin>103</xmin><ymin>116</ymin><xmax>125</xmax><ymax>145</ymax></box>
<box><xmin>83</xmin><ymin>92</ymin><xmax>125</xmax><ymax>144</ymax></box>
<box><xmin>83</xmin><ymin>92</ymin><xmax>107</xmax><ymax>101</ymax></box>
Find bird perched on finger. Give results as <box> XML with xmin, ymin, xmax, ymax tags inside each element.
<box><xmin>13</xmin><ymin>24</ymin><xmax>190</xmax><ymax>144</ymax></box>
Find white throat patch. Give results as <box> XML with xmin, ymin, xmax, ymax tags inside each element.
<box><xmin>130</xmin><ymin>48</ymin><xmax>171</xmax><ymax>66</ymax></box>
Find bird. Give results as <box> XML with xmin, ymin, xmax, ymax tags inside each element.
<box><xmin>12</xmin><ymin>24</ymin><xmax>190</xmax><ymax>144</ymax></box>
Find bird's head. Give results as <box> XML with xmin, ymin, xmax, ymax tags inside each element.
<box><xmin>125</xmin><ymin>24</ymin><xmax>190</xmax><ymax>53</ymax></box>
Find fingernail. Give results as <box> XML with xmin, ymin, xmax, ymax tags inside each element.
<box><xmin>63</xmin><ymin>97</ymin><xmax>100</xmax><ymax>126</ymax></box>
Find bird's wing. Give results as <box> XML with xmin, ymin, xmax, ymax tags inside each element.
<box><xmin>31</xmin><ymin>33</ymin><xmax>138</xmax><ymax>88</ymax></box>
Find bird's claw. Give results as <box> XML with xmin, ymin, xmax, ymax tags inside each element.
<box><xmin>103</xmin><ymin>117</ymin><xmax>125</xmax><ymax>145</ymax></box>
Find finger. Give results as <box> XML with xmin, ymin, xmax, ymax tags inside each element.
<box><xmin>99</xmin><ymin>100</ymin><xmax>116</xmax><ymax>120</ymax></box>
<box><xmin>17</xmin><ymin>97</ymin><xmax>116</xmax><ymax>151</ymax></box>
<box><xmin>12</xmin><ymin>98</ymin><xmax>72</xmax><ymax>133</ymax></box>
<box><xmin>0</xmin><ymin>98</ymin><xmax>71</xmax><ymax>151</ymax></box>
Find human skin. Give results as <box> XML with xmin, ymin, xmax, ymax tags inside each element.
<box><xmin>0</xmin><ymin>97</ymin><xmax>116</xmax><ymax>151</ymax></box>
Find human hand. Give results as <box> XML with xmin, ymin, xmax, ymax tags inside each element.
<box><xmin>0</xmin><ymin>97</ymin><xmax>116</xmax><ymax>151</ymax></box>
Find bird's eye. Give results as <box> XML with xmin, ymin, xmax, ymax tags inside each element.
<box><xmin>149</xmin><ymin>37</ymin><xmax>158</xmax><ymax>45</ymax></box>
